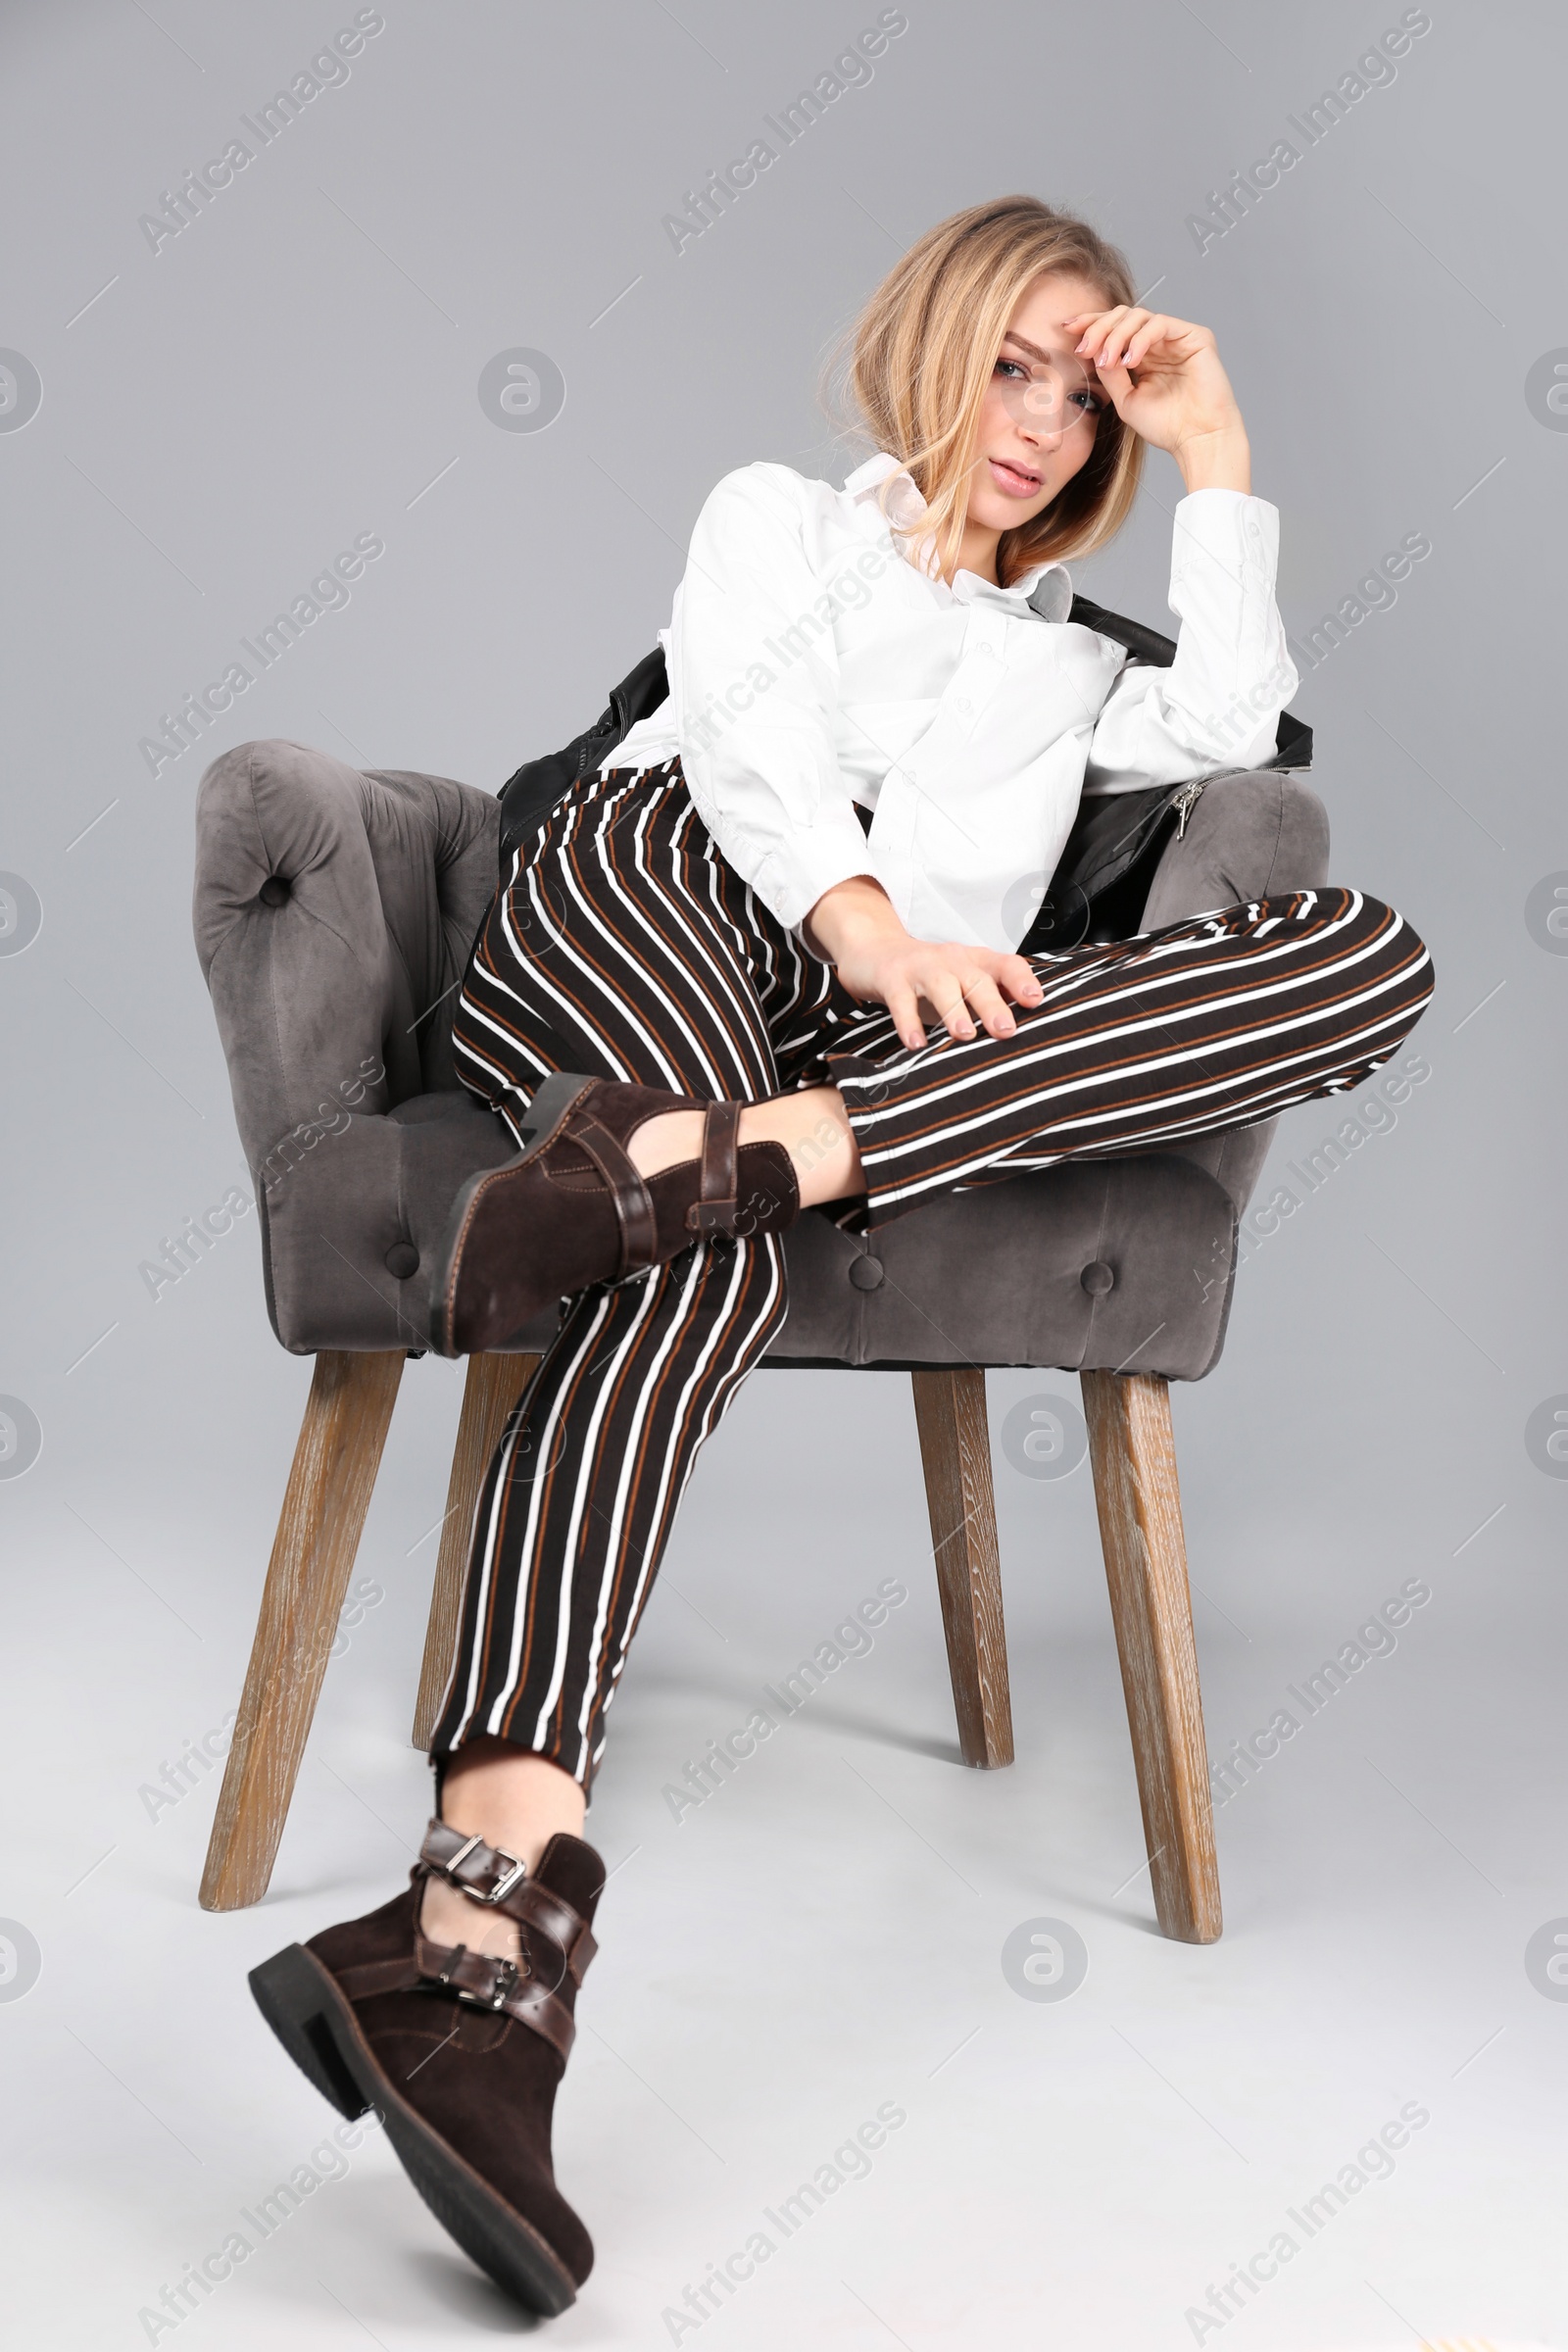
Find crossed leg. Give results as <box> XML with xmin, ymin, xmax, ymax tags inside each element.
<box><xmin>429</xmin><ymin>774</ymin><xmax>1431</xmax><ymax>1953</ymax></box>
<box><xmin>636</xmin><ymin>883</ymin><xmax>1433</xmax><ymax>1223</ymax></box>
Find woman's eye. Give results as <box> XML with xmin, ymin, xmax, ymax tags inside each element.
<box><xmin>995</xmin><ymin>359</ymin><xmax>1027</xmax><ymax>381</ymax></box>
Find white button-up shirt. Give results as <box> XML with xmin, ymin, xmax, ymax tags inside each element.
<box><xmin>606</xmin><ymin>452</ymin><xmax>1298</xmax><ymax>951</ymax></box>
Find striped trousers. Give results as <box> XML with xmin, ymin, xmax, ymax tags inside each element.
<box><xmin>431</xmin><ymin>759</ymin><xmax>1432</xmax><ymax>1787</ymax></box>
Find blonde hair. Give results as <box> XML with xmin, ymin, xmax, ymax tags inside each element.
<box><xmin>836</xmin><ymin>195</ymin><xmax>1144</xmax><ymax>587</ymax></box>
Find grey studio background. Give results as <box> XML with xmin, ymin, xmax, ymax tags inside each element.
<box><xmin>3</xmin><ymin>1</ymin><xmax>1565</xmax><ymax>2346</ymax></box>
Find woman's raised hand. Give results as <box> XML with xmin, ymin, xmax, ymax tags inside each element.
<box><xmin>1063</xmin><ymin>306</ymin><xmax>1251</xmax><ymax>493</ymax></box>
<box><xmin>805</xmin><ymin>876</ymin><xmax>1044</xmax><ymax>1054</ymax></box>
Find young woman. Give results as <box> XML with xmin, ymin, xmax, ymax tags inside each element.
<box><xmin>250</xmin><ymin>195</ymin><xmax>1432</xmax><ymax>2313</ymax></box>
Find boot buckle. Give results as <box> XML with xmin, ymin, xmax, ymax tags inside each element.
<box><xmin>436</xmin><ymin>1831</ymin><xmax>529</xmax><ymax>1907</ymax></box>
<box><xmin>477</xmin><ymin>1852</ymin><xmax>529</xmax><ymax>1906</ymax></box>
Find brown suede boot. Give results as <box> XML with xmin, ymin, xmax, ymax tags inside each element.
<box><xmin>249</xmin><ymin>1822</ymin><xmax>605</xmax><ymax>2314</ymax></box>
<box><xmin>433</xmin><ymin>1070</ymin><xmax>800</xmax><ymax>1355</ymax></box>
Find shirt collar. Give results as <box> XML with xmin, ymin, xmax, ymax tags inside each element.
<box><xmin>843</xmin><ymin>451</ymin><xmax>1073</xmax><ymax>619</ymax></box>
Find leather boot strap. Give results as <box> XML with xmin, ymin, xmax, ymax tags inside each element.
<box><xmin>547</xmin><ymin>1082</ymin><xmax>759</xmax><ymax>1269</ymax></box>
<box><xmin>416</xmin><ymin>1820</ymin><xmax>599</xmax><ymax>1982</ymax></box>
<box><xmin>558</xmin><ymin>1104</ymin><xmax>658</xmax><ymax>1278</ymax></box>
<box><xmin>332</xmin><ymin>1821</ymin><xmax>599</xmax><ymax>2060</ymax></box>
<box><xmin>685</xmin><ymin>1101</ymin><xmax>742</xmax><ymax>1236</ymax></box>
<box><xmin>564</xmin><ymin>1091</ymin><xmax>749</xmax><ymax>1266</ymax></box>
<box><xmin>336</xmin><ymin>1930</ymin><xmax>581</xmax><ymax>2060</ymax></box>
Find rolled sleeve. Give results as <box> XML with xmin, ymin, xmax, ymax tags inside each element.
<box><xmin>1084</xmin><ymin>489</ymin><xmax>1298</xmax><ymax>793</ymax></box>
<box><xmin>671</xmin><ymin>465</ymin><xmax>877</xmax><ymax>930</ymax></box>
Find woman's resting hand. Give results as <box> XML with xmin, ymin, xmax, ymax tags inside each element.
<box><xmin>805</xmin><ymin>876</ymin><xmax>1045</xmax><ymax>1054</ymax></box>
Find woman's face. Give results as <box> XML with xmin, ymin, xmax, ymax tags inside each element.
<box><xmin>964</xmin><ymin>270</ymin><xmax>1111</xmax><ymax>537</ymax></box>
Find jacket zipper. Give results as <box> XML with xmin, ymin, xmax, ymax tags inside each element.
<box><xmin>1171</xmin><ymin>778</ymin><xmax>1207</xmax><ymax>839</ymax></box>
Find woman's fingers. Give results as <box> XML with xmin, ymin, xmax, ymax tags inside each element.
<box><xmin>1077</xmin><ymin>306</ymin><xmax>1149</xmax><ymax>368</ymax></box>
<box><xmin>1000</xmin><ymin>953</ymin><xmax>1045</xmax><ymax>1005</ymax></box>
<box><xmin>1070</xmin><ymin>307</ymin><xmax>1211</xmax><ymax>375</ymax></box>
<box><xmin>1120</xmin><ymin>316</ymin><xmax>1177</xmax><ymax>371</ymax></box>
<box><xmin>960</xmin><ymin>971</ymin><xmax>1016</xmax><ymax>1037</ymax></box>
<box><xmin>1102</xmin><ymin>315</ymin><xmax>1152</xmax><ymax>371</ymax></box>
<box><xmin>1063</xmin><ymin>308</ymin><xmax>1121</xmax><ymax>367</ymax></box>
<box><xmin>960</xmin><ymin>946</ymin><xmax>1044</xmax><ymax>1007</ymax></box>
<box><xmin>929</xmin><ymin>976</ymin><xmax>977</xmax><ymax>1042</ymax></box>
<box><xmin>871</xmin><ymin>944</ymin><xmax>1046</xmax><ymax>1053</ymax></box>
<box><xmin>906</xmin><ymin>955</ymin><xmax>978</xmax><ymax>1042</ymax></box>
<box><xmin>883</xmin><ymin>980</ymin><xmax>927</xmax><ymax>1054</ymax></box>
<box><xmin>922</xmin><ymin>958</ymin><xmax>1019</xmax><ymax>1041</ymax></box>
<box><xmin>1070</xmin><ymin>303</ymin><xmax>1130</xmax><ymax>353</ymax></box>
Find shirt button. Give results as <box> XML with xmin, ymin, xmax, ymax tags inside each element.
<box><xmin>955</xmin><ymin>697</ymin><xmax>971</xmax><ymax>713</ymax></box>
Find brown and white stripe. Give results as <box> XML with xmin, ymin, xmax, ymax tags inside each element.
<box><xmin>434</xmin><ymin>759</ymin><xmax>1432</xmax><ymax>1785</ymax></box>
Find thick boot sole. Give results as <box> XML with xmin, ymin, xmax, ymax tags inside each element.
<box><xmin>248</xmin><ymin>1942</ymin><xmax>581</xmax><ymax>2316</ymax></box>
<box><xmin>248</xmin><ymin>1943</ymin><xmax>368</xmax><ymax>2120</ymax></box>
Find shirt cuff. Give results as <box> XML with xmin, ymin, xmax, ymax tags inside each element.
<box><xmin>1171</xmin><ymin>488</ymin><xmax>1280</xmax><ymax>603</ymax></box>
<box><xmin>753</xmin><ymin>824</ymin><xmax>881</xmax><ymax>935</ymax></box>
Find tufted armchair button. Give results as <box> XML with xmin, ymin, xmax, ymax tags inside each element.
<box><xmin>258</xmin><ymin>875</ymin><xmax>291</xmax><ymax>906</ymax></box>
<box><xmin>848</xmin><ymin>1253</ymin><xmax>886</xmax><ymax>1291</ymax></box>
<box><xmin>1081</xmin><ymin>1259</ymin><xmax>1115</xmax><ymax>1297</ymax></box>
<box><xmin>384</xmin><ymin>1241</ymin><xmax>420</xmax><ymax>1279</ymax></box>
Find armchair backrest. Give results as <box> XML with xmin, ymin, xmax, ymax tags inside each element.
<box><xmin>193</xmin><ymin>740</ymin><xmax>499</xmax><ymax>1180</ymax></box>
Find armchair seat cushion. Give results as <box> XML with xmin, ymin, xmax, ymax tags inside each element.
<box><xmin>257</xmin><ymin>1089</ymin><xmax>1237</xmax><ymax>1380</ymax></box>
<box><xmin>257</xmin><ymin>1091</ymin><xmax>521</xmax><ymax>1355</ymax></box>
<box><xmin>769</xmin><ymin>1151</ymin><xmax>1235</xmax><ymax>1378</ymax></box>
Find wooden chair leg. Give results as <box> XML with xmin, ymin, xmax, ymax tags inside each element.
<box><xmin>412</xmin><ymin>1351</ymin><xmax>539</xmax><ymax>1750</ymax></box>
<box><xmin>200</xmin><ymin>1349</ymin><xmax>406</xmax><ymax>1912</ymax></box>
<box><xmin>911</xmin><ymin>1369</ymin><xmax>1013</xmax><ymax>1768</ymax></box>
<box><xmin>1082</xmin><ymin>1369</ymin><xmax>1221</xmax><ymax>1944</ymax></box>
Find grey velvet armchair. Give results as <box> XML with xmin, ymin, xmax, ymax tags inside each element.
<box><xmin>192</xmin><ymin>735</ymin><xmax>1328</xmax><ymax>1944</ymax></box>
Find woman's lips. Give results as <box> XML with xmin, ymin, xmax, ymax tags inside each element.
<box><xmin>988</xmin><ymin>457</ymin><xmax>1043</xmax><ymax>497</ymax></box>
